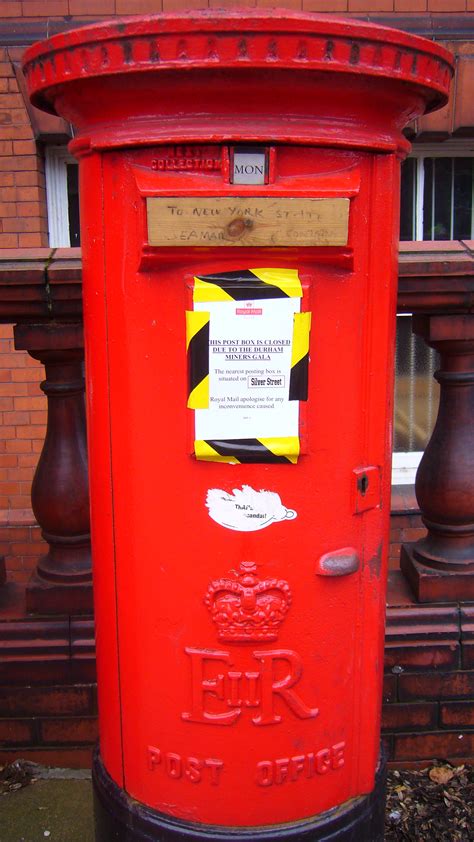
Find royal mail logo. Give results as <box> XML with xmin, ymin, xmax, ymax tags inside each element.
<box><xmin>235</xmin><ymin>307</ymin><xmax>263</xmax><ymax>315</ymax></box>
<box><xmin>182</xmin><ymin>646</ymin><xmax>319</xmax><ymax>726</ymax></box>
<box><xmin>204</xmin><ymin>561</ymin><xmax>291</xmax><ymax>642</ymax></box>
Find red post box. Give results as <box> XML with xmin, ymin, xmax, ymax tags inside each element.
<box><xmin>24</xmin><ymin>12</ymin><xmax>452</xmax><ymax>842</ymax></box>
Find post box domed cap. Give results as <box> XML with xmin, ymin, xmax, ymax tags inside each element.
<box><xmin>22</xmin><ymin>10</ymin><xmax>454</xmax><ymax>155</ymax></box>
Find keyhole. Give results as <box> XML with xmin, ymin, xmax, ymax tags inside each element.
<box><xmin>358</xmin><ymin>474</ymin><xmax>369</xmax><ymax>496</ymax></box>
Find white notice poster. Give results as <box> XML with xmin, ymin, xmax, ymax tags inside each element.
<box><xmin>194</xmin><ymin>296</ymin><xmax>300</xmax><ymax>442</ymax></box>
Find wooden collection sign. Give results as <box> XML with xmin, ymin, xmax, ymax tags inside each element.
<box><xmin>146</xmin><ymin>197</ymin><xmax>349</xmax><ymax>247</ymax></box>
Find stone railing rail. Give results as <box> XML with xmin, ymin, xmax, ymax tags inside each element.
<box><xmin>0</xmin><ymin>241</ymin><xmax>473</xmax><ymax>612</ymax></box>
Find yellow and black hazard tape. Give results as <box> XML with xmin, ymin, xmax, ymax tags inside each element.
<box><xmin>193</xmin><ymin>268</ymin><xmax>302</xmax><ymax>302</ymax></box>
<box><xmin>195</xmin><ymin>437</ymin><xmax>300</xmax><ymax>464</ymax></box>
<box><xmin>289</xmin><ymin>311</ymin><xmax>311</xmax><ymax>401</ymax></box>
<box><xmin>186</xmin><ymin>310</ymin><xmax>210</xmax><ymax>409</ymax></box>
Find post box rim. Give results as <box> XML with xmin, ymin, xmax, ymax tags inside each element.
<box><xmin>22</xmin><ymin>10</ymin><xmax>454</xmax><ymax>119</ymax></box>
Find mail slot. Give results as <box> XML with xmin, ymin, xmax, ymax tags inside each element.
<box><xmin>23</xmin><ymin>11</ymin><xmax>452</xmax><ymax>842</ymax></box>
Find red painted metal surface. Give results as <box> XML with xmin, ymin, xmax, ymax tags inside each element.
<box><xmin>23</xmin><ymin>11</ymin><xmax>452</xmax><ymax>830</ymax></box>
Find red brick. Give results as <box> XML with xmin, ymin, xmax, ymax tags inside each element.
<box><xmin>1</xmin><ymin>526</ymin><xmax>31</xmax><ymax>540</ymax></box>
<box><xmin>385</xmin><ymin>643</ymin><xmax>459</xmax><ymax>672</ymax></box>
<box><xmin>5</xmin><ymin>440</ymin><xmax>32</xmax><ymax>453</ymax></box>
<box><xmin>395</xmin><ymin>0</ymin><xmax>427</xmax><ymax>8</ymax></box>
<box><xmin>40</xmin><ymin>717</ymin><xmax>98</xmax><ymax>745</ymax></box>
<box><xmin>115</xmin><ymin>0</ymin><xmax>164</xmax><ymax>10</ymax></box>
<box><xmin>0</xmin><ymin>124</ymin><xmax>34</xmax><ymax>141</ymax></box>
<box><xmin>16</xmin><ymin>424</ymin><xmax>46</xmax><ymax>439</ymax></box>
<box><xmin>0</xmin><ymin>718</ymin><xmax>35</xmax><ymax>745</ymax></box>
<box><xmin>0</xmin><ymin>93</ymin><xmax>24</xmax><ymax>110</ymax></box>
<box><xmin>393</xmin><ymin>731</ymin><xmax>474</xmax><ymax>761</ymax></box>
<box><xmin>3</xmin><ymin>411</ymin><xmax>30</xmax><ymax>425</ymax></box>
<box><xmin>0</xmin><ymin>686</ymin><xmax>95</xmax><ymax>717</ymax></box>
<box><xmin>29</xmin><ymin>410</ymin><xmax>47</xmax><ymax>424</ymax></box>
<box><xmin>18</xmin><ymin>454</ymin><xmax>39</xmax><ymax>467</ymax></box>
<box><xmin>383</xmin><ymin>674</ymin><xmax>397</xmax><ymax>703</ymax></box>
<box><xmin>428</xmin><ymin>0</ymin><xmax>466</xmax><ymax>9</ymax></box>
<box><xmin>0</xmin><ymin>353</ymin><xmax>28</xmax><ymax>369</ymax></box>
<box><xmin>0</xmin><ymin>455</ymin><xmax>18</xmax><ymax>467</ymax></box>
<box><xmin>400</xmin><ymin>527</ymin><xmax>427</xmax><ymax>542</ymax></box>
<box><xmin>15</xmin><ymin>185</ymin><xmax>45</xmax><ymax>203</ymax></box>
<box><xmin>21</xmin><ymin>1</ymin><xmax>69</xmax><ymax>14</ymax></box>
<box><xmin>11</xmin><ymin>494</ymin><xmax>35</xmax><ymax>507</ymax></box>
<box><xmin>27</xmin><ymin>381</ymin><xmax>45</xmax><ymax>396</ymax></box>
<box><xmin>12</xmin><ymin>139</ymin><xmax>38</xmax><ymax>156</ymax></box>
<box><xmin>0</xmin><ymin>140</ymin><xmax>13</xmax><ymax>156</ymax></box>
<box><xmin>15</xmin><ymin>170</ymin><xmax>45</xmax><ymax>188</ymax></box>
<box><xmin>163</xmin><ymin>0</ymin><xmax>211</xmax><ymax>5</ymax></box>
<box><xmin>209</xmin><ymin>0</ymin><xmax>255</xmax><ymax>4</ymax></box>
<box><xmin>0</xmin><ymin>172</ymin><xmax>14</xmax><ymax>186</ymax></box>
<box><xmin>10</xmin><ymin>542</ymin><xmax>46</xmax><ymax>555</ymax></box>
<box><xmin>0</xmin><ymin>186</ymin><xmax>17</xmax><ymax>202</ymax></box>
<box><xmin>3</xmin><ymin>216</ymin><xmax>46</xmax><ymax>233</ymax></box>
<box><xmin>463</xmin><ymin>643</ymin><xmax>474</xmax><ymax>670</ymax></box>
<box><xmin>399</xmin><ymin>671</ymin><xmax>474</xmax><ymax>701</ymax></box>
<box><xmin>14</xmin><ymin>396</ymin><xmax>47</xmax><ymax>411</ymax></box>
<box><xmin>0</xmin><ymin>202</ymin><xmax>17</xmax><ymax>217</ymax></box>
<box><xmin>16</xmin><ymin>201</ymin><xmax>46</xmax><ymax>218</ymax></box>
<box><xmin>382</xmin><ymin>702</ymin><xmax>438</xmax><ymax>732</ymax></box>
<box><xmin>0</xmin><ymin>232</ymin><xmax>18</xmax><ymax>247</ymax></box>
<box><xmin>348</xmin><ymin>0</ymin><xmax>393</xmax><ymax>8</ymax></box>
<box><xmin>19</xmin><ymin>233</ymin><xmax>47</xmax><ymax>247</ymax></box>
<box><xmin>12</xmin><ymin>367</ymin><xmax>44</xmax><ymax>381</ymax></box>
<box><xmin>303</xmin><ymin>0</ymin><xmax>348</xmax><ymax>8</ymax></box>
<box><xmin>69</xmin><ymin>0</ymin><xmax>115</xmax><ymax>11</ymax></box>
<box><xmin>0</xmin><ymin>383</ymin><xmax>27</xmax><ymax>396</ymax></box>
<box><xmin>0</xmin><ymin>155</ymin><xmax>41</xmax><ymax>172</ymax></box>
<box><xmin>0</xmin><ymin>4</ymin><xmax>21</xmax><ymax>17</ymax></box>
<box><xmin>0</xmin><ymin>397</ymin><xmax>14</xmax><ymax>410</ymax></box>
<box><xmin>440</xmin><ymin>701</ymin><xmax>474</xmax><ymax>728</ymax></box>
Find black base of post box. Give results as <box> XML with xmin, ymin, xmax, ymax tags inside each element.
<box><xmin>92</xmin><ymin>748</ymin><xmax>386</xmax><ymax>842</ymax></box>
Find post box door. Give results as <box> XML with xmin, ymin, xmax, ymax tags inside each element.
<box><xmin>83</xmin><ymin>142</ymin><xmax>397</xmax><ymax>827</ymax></box>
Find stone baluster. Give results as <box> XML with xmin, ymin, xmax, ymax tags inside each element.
<box><xmin>13</xmin><ymin>322</ymin><xmax>92</xmax><ymax>615</ymax></box>
<box><xmin>401</xmin><ymin>313</ymin><xmax>474</xmax><ymax>602</ymax></box>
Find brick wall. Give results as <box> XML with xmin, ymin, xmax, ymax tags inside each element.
<box><xmin>1</xmin><ymin>1</ymin><xmax>474</xmax><ymax>22</ymax></box>
<box><xmin>2</xmin><ymin>0</ymin><xmax>468</xmax><ymax>21</ymax></box>
<box><xmin>0</xmin><ymin>47</ymin><xmax>47</xmax><ymax>251</ymax></box>
<box><xmin>383</xmin><ymin>662</ymin><xmax>474</xmax><ymax>766</ymax></box>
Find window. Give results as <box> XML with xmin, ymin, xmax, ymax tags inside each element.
<box><xmin>45</xmin><ymin>146</ymin><xmax>80</xmax><ymax>248</ymax></box>
<box><xmin>400</xmin><ymin>142</ymin><xmax>474</xmax><ymax>242</ymax></box>
<box><xmin>392</xmin><ymin>316</ymin><xmax>439</xmax><ymax>485</ymax></box>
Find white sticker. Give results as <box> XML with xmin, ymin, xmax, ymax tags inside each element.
<box><xmin>206</xmin><ymin>485</ymin><xmax>297</xmax><ymax>532</ymax></box>
<box><xmin>194</xmin><ymin>297</ymin><xmax>300</xmax><ymax>442</ymax></box>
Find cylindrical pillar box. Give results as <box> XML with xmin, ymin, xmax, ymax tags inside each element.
<box><xmin>24</xmin><ymin>12</ymin><xmax>452</xmax><ymax>842</ymax></box>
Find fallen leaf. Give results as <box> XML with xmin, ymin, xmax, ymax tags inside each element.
<box><xmin>429</xmin><ymin>766</ymin><xmax>455</xmax><ymax>785</ymax></box>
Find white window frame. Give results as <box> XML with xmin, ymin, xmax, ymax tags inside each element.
<box><xmin>45</xmin><ymin>145</ymin><xmax>78</xmax><ymax>248</ymax></box>
<box><xmin>406</xmin><ymin>140</ymin><xmax>474</xmax><ymax>242</ymax></box>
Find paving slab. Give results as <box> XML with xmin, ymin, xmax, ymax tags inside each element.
<box><xmin>1</xmin><ymin>779</ymin><xmax>94</xmax><ymax>842</ymax></box>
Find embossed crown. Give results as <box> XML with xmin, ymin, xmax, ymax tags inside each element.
<box><xmin>204</xmin><ymin>562</ymin><xmax>291</xmax><ymax>642</ymax></box>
